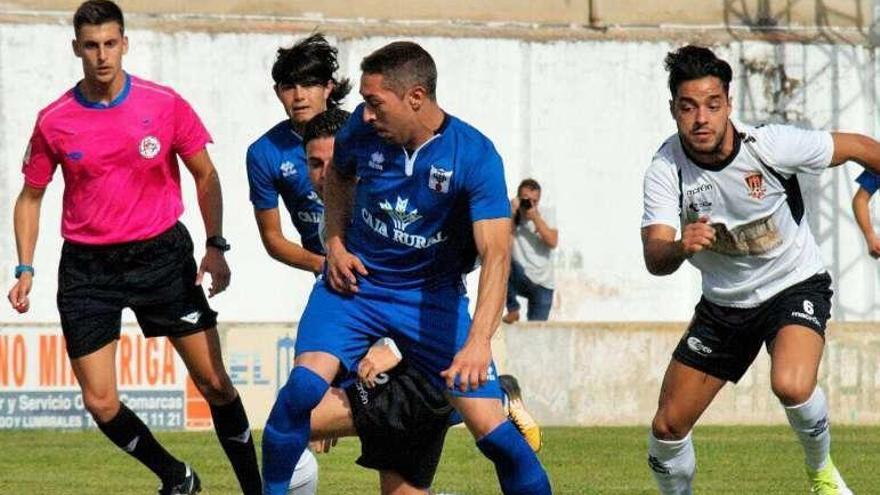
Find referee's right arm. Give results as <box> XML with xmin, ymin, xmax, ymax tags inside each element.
<box><xmin>8</xmin><ymin>185</ymin><xmax>45</xmax><ymax>313</ymax></box>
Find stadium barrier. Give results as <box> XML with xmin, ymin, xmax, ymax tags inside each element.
<box><xmin>1</xmin><ymin>322</ymin><xmax>878</xmax><ymax>429</ymax></box>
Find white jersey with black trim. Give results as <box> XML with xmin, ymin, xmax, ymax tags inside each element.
<box><xmin>641</xmin><ymin>120</ymin><xmax>833</xmax><ymax>308</ymax></box>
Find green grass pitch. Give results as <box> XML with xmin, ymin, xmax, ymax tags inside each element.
<box><xmin>1</xmin><ymin>426</ymin><xmax>877</xmax><ymax>493</ymax></box>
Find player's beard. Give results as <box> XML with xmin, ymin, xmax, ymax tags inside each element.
<box><xmin>683</xmin><ymin>120</ymin><xmax>730</xmax><ymax>163</ymax></box>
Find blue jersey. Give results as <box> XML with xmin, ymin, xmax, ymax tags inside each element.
<box><xmin>246</xmin><ymin>120</ymin><xmax>324</xmax><ymax>255</ymax></box>
<box><xmin>333</xmin><ymin>104</ymin><xmax>510</xmax><ymax>288</ymax></box>
<box><xmin>856</xmin><ymin>170</ymin><xmax>880</xmax><ymax>196</ymax></box>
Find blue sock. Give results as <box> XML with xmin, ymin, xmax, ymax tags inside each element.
<box><xmin>476</xmin><ymin>420</ymin><xmax>552</xmax><ymax>495</ymax></box>
<box><xmin>262</xmin><ymin>366</ymin><xmax>328</xmax><ymax>495</ymax></box>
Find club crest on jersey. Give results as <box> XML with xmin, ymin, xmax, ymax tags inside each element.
<box><xmin>368</xmin><ymin>151</ymin><xmax>385</xmax><ymax>171</ymax></box>
<box><xmin>139</xmin><ymin>135</ymin><xmax>161</xmax><ymax>159</ymax></box>
<box><xmin>744</xmin><ymin>172</ymin><xmax>766</xmax><ymax>200</ymax></box>
<box><xmin>428</xmin><ymin>166</ymin><xmax>452</xmax><ymax>193</ymax></box>
<box><xmin>280</xmin><ymin>161</ymin><xmax>297</xmax><ymax>177</ymax></box>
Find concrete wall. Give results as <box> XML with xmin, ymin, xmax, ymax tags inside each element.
<box><xmin>2</xmin><ymin>1</ymin><xmax>874</xmax><ymax>29</ymax></box>
<box><xmin>2</xmin><ymin>25</ymin><xmax>880</xmax><ymax>324</ymax></box>
<box><xmin>498</xmin><ymin>322</ymin><xmax>880</xmax><ymax>426</ymax></box>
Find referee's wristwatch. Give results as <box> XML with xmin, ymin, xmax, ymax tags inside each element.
<box><xmin>206</xmin><ymin>235</ymin><xmax>231</xmax><ymax>252</ymax></box>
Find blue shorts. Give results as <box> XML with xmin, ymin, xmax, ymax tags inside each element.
<box><xmin>295</xmin><ymin>277</ymin><xmax>502</xmax><ymax>399</ymax></box>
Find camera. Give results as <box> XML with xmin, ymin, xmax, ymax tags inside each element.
<box><xmin>520</xmin><ymin>198</ymin><xmax>533</xmax><ymax>209</ymax></box>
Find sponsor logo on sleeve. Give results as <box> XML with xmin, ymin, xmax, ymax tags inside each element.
<box><xmin>368</xmin><ymin>151</ymin><xmax>385</xmax><ymax>171</ymax></box>
<box><xmin>280</xmin><ymin>161</ymin><xmax>297</xmax><ymax>177</ymax></box>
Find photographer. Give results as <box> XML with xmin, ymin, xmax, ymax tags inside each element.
<box><xmin>503</xmin><ymin>179</ymin><xmax>559</xmax><ymax>323</ymax></box>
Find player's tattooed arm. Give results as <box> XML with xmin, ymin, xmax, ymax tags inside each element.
<box><xmin>642</xmin><ymin>221</ymin><xmax>715</xmax><ymax>275</ymax></box>
<box><xmin>324</xmin><ymin>165</ymin><xmax>367</xmax><ymax>294</ymax></box>
<box><xmin>7</xmin><ymin>185</ymin><xmax>45</xmax><ymax>314</ymax></box>
<box><xmin>830</xmin><ymin>133</ymin><xmax>880</xmax><ymax>172</ymax></box>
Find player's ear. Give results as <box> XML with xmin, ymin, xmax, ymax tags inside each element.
<box><xmin>668</xmin><ymin>98</ymin><xmax>675</xmax><ymax>119</ymax></box>
<box><xmin>72</xmin><ymin>38</ymin><xmax>81</xmax><ymax>58</ymax></box>
<box><xmin>408</xmin><ymin>86</ymin><xmax>426</xmax><ymax>111</ymax></box>
<box><xmin>323</xmin><ymin>80</ymin><xmax>335</xmax><ymax>101</ymax></box>
<box><xmin>122</xmin><ymin>35</ymin><xmax>129</xmax><ymax>56</ymax></box>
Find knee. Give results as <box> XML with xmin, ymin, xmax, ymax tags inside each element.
<box><xmin>270</xmin><ymin>366</ymin><xmax>330</xmax><ymax>422</ymax></box>
<box><xmin>651</xmin><ymin>412</ymin><xmax>691</xmax><ymax>441</ymax></box>
<box><xmin>771</xmin><ymin>375</ymin><xmax>815</xmax><ymax>406</ymax></box>
<box><xmin>192</xmin><ymin>371</ymin><xmax>236</xmax><ymax>405</ymax></box>
<box><xmin>454</xmin><ymin>399</ymin><xmax>507</xmax><ymax>439</ymax></box>
<box><xmin>83</xmin><ymin>392</ymin><xmax>121</xmax><ymax>423</ymax></box>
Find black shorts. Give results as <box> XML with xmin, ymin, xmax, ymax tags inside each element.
<box><xmin>673</xmin><ymin>272</ymin><xmax>833</xmax><ymax>383</ymax></box>
<box><xmin>344</xmin><ymin>361</ymin><xmax>454</xmax><ymax>489</ymax></box>
<box><xmin>57</xmin><ymin>222</ymin><xmax>217</xmax><ymax>359</ymax></box>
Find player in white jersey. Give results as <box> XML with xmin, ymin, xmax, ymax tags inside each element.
<box><xmin>641</xmin><ymin>45</ymin><xmax>880</xmax><ymax>495</ymax></box>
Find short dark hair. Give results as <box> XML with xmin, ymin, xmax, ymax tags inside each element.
<box><xmin>272</xmin><ymin>33</ymin><xmax>351</xmax><ymax>109</ymax></box>
<box><xmin>302</xmin><ymin>108</ymin><xmax>351</xmax><ymax>149</ymax></box>
<box><xmin>73</xmin><ymin>0</ymin><xmax>124</xmax><ymax>35</ymax></box>
<box><xmin>360</xmin><ymin>41</ymin><xmax>437</xmax><ymax>99</ymax></box>
<box><xmin>664</xmin><ymin>45</ymin><xmax>732</xmax><ymax>97</ymax></box>
<box><xmin>517</xmin><ymin>178</ymin><xmax>541</xmax><ymax>193</ymax></box>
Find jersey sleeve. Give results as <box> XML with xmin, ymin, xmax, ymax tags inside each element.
<box><xmin>246</xmin><ymin>144</ymin><xmax>280</xmax><ymax>210</ymax></box>
<box><xmin>464</xmin><ymin>143</ymin><xmax>510</xmax><ymax>222</ymax></box>
<box><xmin>752</xmin><ymin>124</ymin><xmax>833</xmax><ymax>177</ymax></box>
<box><xmin>332</xmin><ymin>104</ymin><xmax>363</xmax><ymax>176</ymax></box>
<box><xmin>855</xmin><ymin>170</ymin><xmax>880</xmax><ymax>196</ymax></box>
<box><xmin>641</xmin><ymin>157</ymin><xmax>681</xmax><ymax>230</ymax></box>
<box><xmin>21</xmin><ymin>120</ymin><xmax>59</xmax><ymax>189</ymax></box>
<box><xmin>172</xmin><ymin>93</ymin><xmax>213</xmax><ymax>159</ymax></box>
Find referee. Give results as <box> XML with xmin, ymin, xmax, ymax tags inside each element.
<box><xmin>7</xmin><ymin>2</ymin><xmax>259</xmax><ymax>493</ymax></box>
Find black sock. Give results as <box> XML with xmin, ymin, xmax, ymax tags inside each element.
<box><xmin>210</xmin><ymin>394</ymin><xmax>262</xmax><ymax>494</ymax></box>
<box><xmin>97</xmin><ymin>403</ymin><xmax>185</xmax><ymax>485</ymax></box>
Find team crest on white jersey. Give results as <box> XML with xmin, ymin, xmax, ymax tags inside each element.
<box><xmin>428</xmin><ymin>166</ymin><xmax>452</xmax><ymax>193</ymax></box>
<box><xmin>139</xmin><ymin>135</ymin><xmax>160</xmax><ymax>159</ymax></box>
<box><xmin>368</xmin><ymin>151</ymin><xmax>385</xmax><ymax>170</ymax></box>
<box><xmin>280</xmin><ymin>161</ymin><xmax>297</xmax><ymax>177</ymax></box>
<box><xmin>379</xmin><ymin>196</ymin><xmax>422</xmax><ymax>231</ymax></box>
<box><xmin>744</xmin><ymin>172</ymin><xmax>766</xmax><ymax>200</ymax></box>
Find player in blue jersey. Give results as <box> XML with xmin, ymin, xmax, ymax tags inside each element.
<box><xmin>261</xmin><ymin>41</ymin><xmax>552</xmax><ymax>495</ymax></box>
<box><xmin>246</xmin><ymin>33</ymin><xmax>351</xmax><ymax>272</ymax></box>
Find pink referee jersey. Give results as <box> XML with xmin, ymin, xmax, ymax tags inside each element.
<box><xmin>22</xmin><ymin>73</ymin><xmax>212</xmax><ymax>245</ymax></box>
